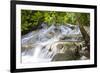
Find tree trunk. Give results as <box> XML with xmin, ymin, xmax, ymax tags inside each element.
<box><xmin>79</xmin><ymin>24</ymin><xmax>90</xmax><ymax>52</ymax></box>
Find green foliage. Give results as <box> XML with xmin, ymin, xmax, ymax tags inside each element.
<box><xmin>21</xmin><ymin>10</ymin><xmax>90</xmax><ymax>35</ymax></box>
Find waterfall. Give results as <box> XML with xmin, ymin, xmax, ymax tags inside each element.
<box><xmin>21</xmin><ymin>24</ymin><xmax>83</xmax><ymax>63</ymax></box>
<box><xmin>33</xmin><ymin>46</ymin><xmax>41</xmax><ymax>58</ymax></box>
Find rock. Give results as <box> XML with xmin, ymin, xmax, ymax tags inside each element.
<box><xmin>80</xmin><ymin>56</ymin><xmax>88</xmax><ymax>60</ymax></box>
<box><xmin>42</xmin><ymin>46</ymin><xmax>46</xmax><ymax>50</ymax></box>
<box><xmin>46</xmin><ymin>32</ymin><xmax>55</xmax><ymax>38</ymax></box>
<box><xmin>79</xmin><ymin>46</ymin><xmax>90</xmax><ymax>59</ymax></box>
<box><xmin>54</xmin><ymin>27</ymin><xmax>60</xmax><ymax>32</ymax></box>
<box><xmin>41</xmin><ymin>23</ymin><xmax>48</xmax><ymax>29</ymax></box>
<box><xmin>82</xmin><ymin>47</ymin><xmax>87</xmax><ymax>51</ymax></box>
<box><xmin>52</xmin><ymin>46</ymin><xmax>81</xmax><ymax>61</ymax></box>
<box><xmin>21</xmin><ymin>44</ymin><xmax>33</xmax><ymax>52</ymax></box>
<box><xmin>83</xmin><ymin>50</ymin><xmax>90</xmax><ymax>58</ymax></box>
<box><xmin>49</xmin><ymin>48</ymin><xmax>52</xmax><ymax>52</ymax></box>
<box><xmin>52</xmin><ymin>53</ymin><xmax>74</xmax><ymax>61</ymax></box>
<box><xmin>59</xmin><ymin>35</ymin><xmax>66</xmax><ymax>40</ymax></box>
<box><xmin>52</xmin><ymin>50</ymin><xmax>80</xmax><ymax>61</ymax></box>
<box><xmin>56</xmin><ymin>44</ymin><xmax>63</xmax><ymax>49</ymax></box>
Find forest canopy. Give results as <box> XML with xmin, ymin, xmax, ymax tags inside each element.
<box><xmin>21</xmin><ymin>10</ymin><xmax>90</xmax><ymax>35</ymax></box>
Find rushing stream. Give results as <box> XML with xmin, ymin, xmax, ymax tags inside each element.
<box><xmin>21</xmin><ymin>23</ymin><xmax>85</xmax><ymax>63</ymax></box>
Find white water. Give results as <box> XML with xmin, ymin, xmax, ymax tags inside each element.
<box><xmin>21</xmin><ymin>24</ymin><xmax>82</xmax><ymax>63</ymax></box>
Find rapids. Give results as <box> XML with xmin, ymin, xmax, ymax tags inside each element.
<box><xmin>21</xmin><ymin>23</ymin><xmax>83</xmax><ymax>63</ymax></box>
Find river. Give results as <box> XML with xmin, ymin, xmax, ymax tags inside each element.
<box><xmin>21</xmin><ymin>23</ymin><xmax>89</xmax><ymax>63</ymax></box>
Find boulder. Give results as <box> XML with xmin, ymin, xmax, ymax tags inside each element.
<box><xmin>56</xmin><ymin>44</ymin><xmax>63</xmax><ymax>50</ymax></box>
<box><xmin>52</xmin><ymin>49</ymin><xmax>81</xmax><ymax>61</ymax></box>
<box><xmin>52</xmin><ymin>45</ymin><xmax>81</xmax><ymax>61</ymax></box>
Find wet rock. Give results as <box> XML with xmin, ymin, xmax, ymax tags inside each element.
<box><xmin>41</xmin><ymin>23</ymin><xmax>48</xmax><ymax>29</ymax></box>
<box><xmin>66</xmin><ymin>24</ymin><xmax>76</xmax><ymax>30</ymax></box>
<box><xmin>56</xmin><ymin>44</ymin><xmax>63</xmax><ymax>49</ymax></box>
<box><xmin>60</xmin><ymin>36</ymin><xmax>72</xmax><ymax>40</ymax></box>
<box><xmin>21</xmin><ymin>44</ymin><xmax>33</xmax><ymax>52</ymax></box>
<box><xmin>46</xmin><ymin>32</ymin><xmax>55</xmax><ymax>39</ymax></box>
<box><xmin>59</xmin><ymin>35</ymin><xmax>66</xmax><ymax>40</ymax></box>
<box><xmin>59</xmin><ymin>34</ymin><xmax>83</xmax><ymax>41</ymax></box>
<box><xmin>49</xmin><ymin>48</ymin><xmax>52</xmax><ymax>52</ymax></box>
<box><xmin>42</xmin><ymin>46</ymin><xmax>46</xmax><ymax>50</ymax></box>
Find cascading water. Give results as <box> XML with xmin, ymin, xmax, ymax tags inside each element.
<box><xmin>21</xmin><ymin>23</ymin><xmax>82</xmax><ymax>63</ymax></box>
